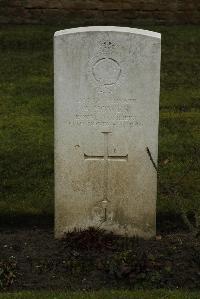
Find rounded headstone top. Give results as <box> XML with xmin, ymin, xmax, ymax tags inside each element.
<box><xmin>54</xmin><ymin>26</ymin><xmax>161</xmax><ymax>39</ymax></box>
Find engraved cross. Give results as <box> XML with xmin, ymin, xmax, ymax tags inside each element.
<box><xmin>84</xmin><ymin>132</ymin><xmax>128</xmax><ymax>220</ymax></box>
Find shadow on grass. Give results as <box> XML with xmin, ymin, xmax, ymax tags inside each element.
<box><xmin>0</xmin><ymin>214</ymin><xmax>53</xmax><ymax>229</ymax></box>
<box><xmin>0</xmin><ymin>212</ymin><xmax>188</xmax><ymax>233</ymax></box>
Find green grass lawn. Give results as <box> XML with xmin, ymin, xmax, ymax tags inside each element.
<box><xmin>0</xmin><ymin>25</ymin><xmax>199</xmax><ymax>224</ymax></box>
<box><xmin>1</xmin><ymin>290</ymin><xmax>200</xmax><ymax>299</ymax></box>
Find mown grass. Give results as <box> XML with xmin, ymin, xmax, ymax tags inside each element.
<box><xmin>0</xmin><ymin>25</ymin><xmax>199</xmax><ymax>223</ymax></box>
<box><xmin>1</xmin><ymin>290</ymin><xmax>200</xmax><ymax>299</ymax></box>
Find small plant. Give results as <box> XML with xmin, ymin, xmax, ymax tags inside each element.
<box><xmin>157</xmin><ymin>144</ymin><xmax>200</xmax><ymax>236</ymax></box>
<box><xmin>0</xmin><ymin>260</ymin><xmax>16</xmax><ymax>290</ymax></box>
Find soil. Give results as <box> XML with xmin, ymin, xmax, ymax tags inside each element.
<box><xmin>1</xmin><ymin>227</ymin><xmax>200</xmax><ymax>291</ymax></box>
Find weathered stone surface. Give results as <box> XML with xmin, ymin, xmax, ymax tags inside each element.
<box><xmin>0</xmin><ymin>0</ymin><xmax>21</xmax><ymax>7</ymax></box>
<box><xmin>0</xmin><ymin>0</ymin><xmax>200</xmax><ymax>24</ymax></box>
<box><xmin>54</xmin><ymin>26</ymin><xmax>161</xmax><ymax>239</ymax></box>
<box><xmin>24</xmin><ymin>0</ymin><xmax>61</xmax><ymax>9</ymax></box>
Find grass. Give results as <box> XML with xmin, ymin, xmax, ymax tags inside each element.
<box><xmin>1</xmin><ymin>290</ymin><xmax>200</xmax><ymax>299</ymax></box>
<box><xmin>0</xmin><ymin>25</ymin><xmax>199</xmax><ymax>224</ymax></box>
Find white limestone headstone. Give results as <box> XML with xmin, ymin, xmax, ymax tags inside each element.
<box><xmin>54</xmin><ymin>26</ymin><xmax>161</xmax><ymax>238</ymax></box>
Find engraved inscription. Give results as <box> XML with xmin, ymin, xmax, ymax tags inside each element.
<box><xmin>66</xmin><ymin>120</ymin><xmax>140</xmax><ymax>128</ymax></box>
<box><xmin>92</xmin><ymin>58</ymin><xmax>121</xmax><ymax>86</ymax></box>
<box><xmin>66</xmin><ymin>98</ymin><xmax>142</xmax><ymax>128</ymax></box>
<box><xmin>84</xmin><ymin>132</ymin><xmax>128</xmax><ymax>221</ymax></box>
<box><xmin>95</xmin><ymin>40</ymin><xmax>117</xmax><ymax>56</ymax></box>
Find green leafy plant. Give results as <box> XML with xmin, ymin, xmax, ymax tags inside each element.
<box><xmin>0</xmin><ymin>260</ymin><xmax>16</xmax><ymax>290</ymax></box>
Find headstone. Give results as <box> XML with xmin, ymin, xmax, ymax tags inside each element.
<box><xmin>54</xmin><ymin>26</ymin><xmax>161</xmax><ymax>238</ymax></box>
